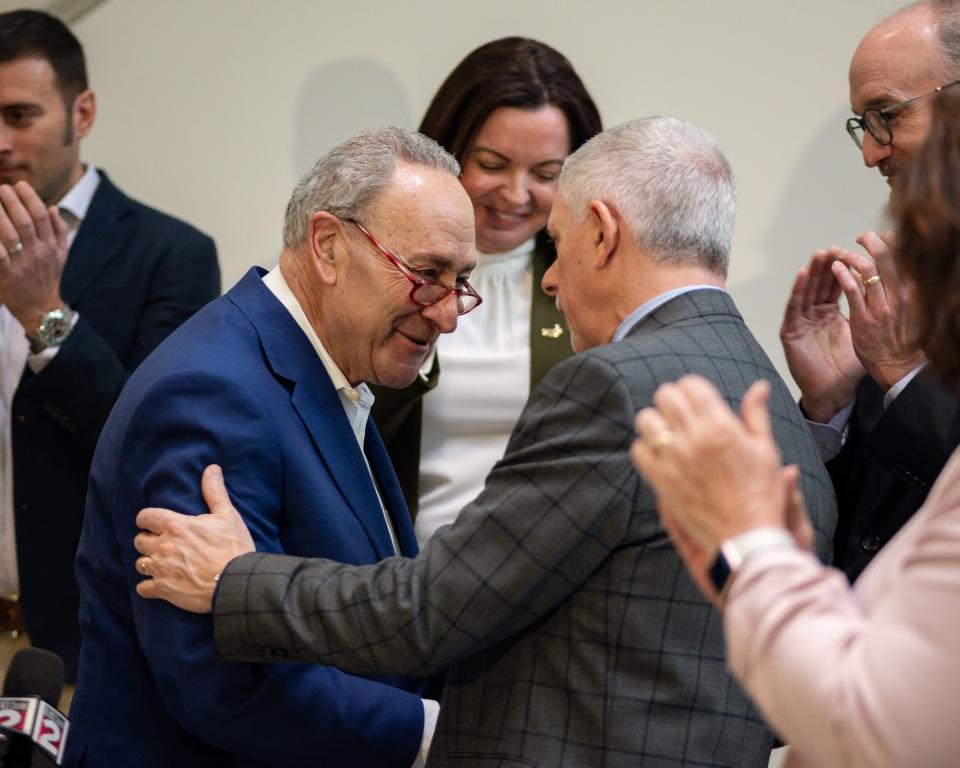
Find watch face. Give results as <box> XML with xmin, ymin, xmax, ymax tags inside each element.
<box><xmin>39</xmin><ymin>308</ymin><xmax>72</xmax><ymax>345</ymax></box>
<box><xmin>708</xmin><ymin>552</ymin><xmax>732</xmax><ymax>594</ymax></box>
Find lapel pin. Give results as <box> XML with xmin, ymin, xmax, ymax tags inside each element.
<box><xmin>540</xmin><ymin>324</ymin><xmax>564</xmax><ymax>339</ymax></box>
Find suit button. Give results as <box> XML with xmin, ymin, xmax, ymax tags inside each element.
<box><xmin>16</xmin><ymin>415</ymin><xmax>26</xmax><ymax>423</ymax></box>
<box><xmin>862</xmin><ymin>536</ymin><xmax>881</xmax><ymax>552</ymax></box>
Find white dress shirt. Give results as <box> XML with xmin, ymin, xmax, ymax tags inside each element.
<box><xmin>0</xmin><ymin>164</ymin><xmax>99</xmax><ymax>595</ymax></box>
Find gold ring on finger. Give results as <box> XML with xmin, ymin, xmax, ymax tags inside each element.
<box><xmin>137</xmin><ymin>556</ymin><xmax>152</xmax><ymax>576</ymax></box>
<box><xmin>650</xmin><ymin>429</ymin><xmax>674</xmax><ymax>452</ymax></box>
<box><xmin>8</xmin><ymin>241</ymin><xmax>23</xmax><ymax>256</ymax></box>
<box><xmin>864</xmin><ymin>275</ymin><xmax>881</xmax><ymax>287</ymax></box>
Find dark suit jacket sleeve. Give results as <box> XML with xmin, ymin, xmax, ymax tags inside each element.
<box><xmin>852</xmin><ymin>371</ymin><xmax>960</xmax><ymax>485</ymax></box>
<box><xmin>23</xmin><ymin>226</ymin><xmax>219</xmax><ymax>455</ymax></box>
<box><xmin>830</xmin><ymin>371</ymin><xmax>960</xmax><ymax>579</ymax></box>
<box><xmin>116</xmin><ymin>373</ymin><xmax>424</xmax><ymax>766</ymax></box>
<box><xmin>214</xmin><ymin>352</ymin><xmax>640</xmax><ymax>676</ymax></box>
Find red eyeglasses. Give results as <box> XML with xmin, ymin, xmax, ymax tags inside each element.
<box><xmin>346</xmin><ymin>218</ymin><xmax>482</xmax><ymax>315</ymax></box>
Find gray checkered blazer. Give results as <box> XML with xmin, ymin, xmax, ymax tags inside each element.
<box><xmin>215</xmin><ymin>289</ymin><xmax>837</xmax><ymax>767</ymax></box>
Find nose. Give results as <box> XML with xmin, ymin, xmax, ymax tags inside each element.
<box><xmin>861</xmin><ymin>132</ymin><xmax>893</xmax><ymax>168</ymax></box>
<box><xmin>421</xmin><ymin>291</ymin><xmax>459</xmax><ymax>334</ymax></box>
<box><xmin>0</xmin><ymin>122</ymin><xmax>12</xmax><ymax>155</ymax></box>
<box><xmin>500</xmin><ymin>172</ymin><xmax>530</xmax><ymax>207</ymax></box>
<box><xmin>541</xmin><ymin>260</ymin><xmax>558</xmax><ymax>297</ymax></box>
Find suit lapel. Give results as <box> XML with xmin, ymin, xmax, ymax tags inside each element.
<box><xmin>227</xmin><ymin>269</ymin><xmax>398</xmax><ymax>560</ymax></box>
<box><xmin>61</xmin><ymin>171</ymin><xmax>132</xmax><ymax>306</ymax></box>
<box><xmin>365</xmin><ymin>422</ymin><xmax>418</xmax><ymax>557</ymax></box>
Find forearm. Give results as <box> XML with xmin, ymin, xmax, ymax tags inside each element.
<box><xmin>20</xmin><ymin>318</ymin><xmax>131</xmax><ymax>452</ymax></box>
<box><xmin>725</xmin><ymin>548</ymin><xmax>953</xmax><ymax>768</ymax></box>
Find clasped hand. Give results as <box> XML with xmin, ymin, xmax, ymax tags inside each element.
<box><xmin>780</xmin><ymin>231</ymin><xmax>924</xmax><ymax>423</ymax></box>
<box><xmin>134</xmin><ymin>465</ymin><xmax>255</xmax><ymax>614</ymax></box>
<box><xmin>0</xmin><ymin>181</ymin><xmax>69</xmax><ymax>331</ymax></box>
<box><xmin>631</xmin><ymin>376</ymin><xmax>813</xmax><ymax>606</ymax></box>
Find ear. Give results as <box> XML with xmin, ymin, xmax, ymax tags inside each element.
<box><xmin>308</xmin><ymin>211</ymin><xmax>343</xmax><ymax>286</ymax></box>
<box><xmin>588</xmin><ymin>199</ymin><xmax>620</xmax><ymax>269</ymax></box>
<box><xmin>71</xmin><ymin>90</ymin><xmax>96</xmax><ymax>140</ymax></box>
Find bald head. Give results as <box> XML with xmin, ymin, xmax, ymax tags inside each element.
<box><xmin>852</xmin><ymin>4</ymin><xmax>945</xmax><ymax>91</ymax></box>
<box><xmin>848</xmin><ymin>1</ymin><xmax>960</xmax><ymax>189</ymax></box>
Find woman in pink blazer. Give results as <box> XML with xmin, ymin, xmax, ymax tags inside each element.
<box><xmin>630</xmin><ymin>92</ymin><xmax>960</xmax><ymax>768</ymax></box>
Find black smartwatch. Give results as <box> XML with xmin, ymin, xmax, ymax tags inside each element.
<box><xmin>708</xmin><ymin>528</ymin><xmax>797</xmax><ymax>597</ymax></box>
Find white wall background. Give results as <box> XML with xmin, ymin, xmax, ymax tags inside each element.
<box><xmin>69</xmin><ymin>0</ymin><xmax>906</xmax><ymax>387</ymax></box>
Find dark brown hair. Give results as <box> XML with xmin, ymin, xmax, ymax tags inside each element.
<box><xmin>418</xmin><ymin>37</ymin><xmax>602</xmax><ymax>167</ymax></box>
<box><xmin>892</xmin><ymin>89</ymin><xmax>960</xmax><ymax>388</ymax></box>
<box><xmin>0</xmin><ymin>10</ymin><xmax>87</xmax><ymax>106</ymax></box>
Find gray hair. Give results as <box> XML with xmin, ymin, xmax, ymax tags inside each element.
<box><xmin>931</xmin><ymin>0</ymin><xmax>960</xmax><ymax>77</ymax></box>
<box><xmin>890</xmin><ymin>2</ymin><xmax>960</xmax><ymax>78</ymax></box>
<box><xmin>558</xmin><ymin>117</ymin><xmax>736</xmax><ymax>276</ymax></box>
<box><xmin>282</xmin><ymin>126</ymin><xmax>460</xmax><ymax>249</ymax></box>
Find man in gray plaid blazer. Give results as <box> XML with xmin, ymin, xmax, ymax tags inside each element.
<box><xmin>137</xmin><ymin>117</ymin><xmax>837</xmax><ymax>767</ymax></box>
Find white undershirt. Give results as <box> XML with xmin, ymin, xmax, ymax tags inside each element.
<box><xmin>416</xmin><ymin>239</ymin><xmax>534</xmax><ymax>546</ymax></box>
<box><xmin>0</xmin><ymin>164</ymin><xmax>99</xmax><ymax>595</ymax></box>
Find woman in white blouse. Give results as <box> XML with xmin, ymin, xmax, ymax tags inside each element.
<box><xmin>371</xmin><ymin>38</ymin><xmax>602</xmax><ymax>545</ymax></box>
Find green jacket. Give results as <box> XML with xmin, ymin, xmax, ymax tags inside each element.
<box><xmin>370</xmin><ymin>242</ymin><xmax>572</xmax><ymax>517</ymax></box>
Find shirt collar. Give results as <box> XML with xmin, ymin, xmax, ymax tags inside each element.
<box><xmin>261</xmin><ymin>266</ymin><xmax>373</xmax><ymax>407</ymax></box>
<box><xmin>613</xmin><ymin>285</ymin><xmax>726</xmax><ymax>342</ymax></box>
<box><xmin>57</xmin><ymin>163</ymin><xmax>100</xmax><ymax>225</ymax></box>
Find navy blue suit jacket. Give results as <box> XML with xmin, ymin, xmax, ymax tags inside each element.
<box><xmin>66</xmin><ymin>269</ymin><xmax>425</xmax><ymax>767</ymax></box>
<box><xmin>11</xmin><ymin>171</ymin><xmax>219</xmax><ymax>680</ymax></box>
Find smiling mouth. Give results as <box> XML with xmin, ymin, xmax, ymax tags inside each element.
<box><xmin>483</xmin><ymin>205</ymin><xmax>531</xmax><ymax>222</ymax></box>
<box><xmin>396</xmin><ymin>328</ymin><xmax>435</xmax><ymax>349</ymax></box>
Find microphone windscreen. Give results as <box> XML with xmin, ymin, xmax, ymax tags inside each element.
<box><xmin>2</xmin><ymin>648</ymin><xmax>64</xmax><ymax>707</ymax></box>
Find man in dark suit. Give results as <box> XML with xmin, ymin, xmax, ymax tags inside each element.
<box><xmin>779</xmin><ymin>0</ymin><xmax>960</xmax><ymax>582</ymax></box>
<box><xmin>0</xmin><ymin>10</ymin><xmax>218</xmax><ymax>687</ymax></box>
<box><xmin>135</xmin><ymin>117</ymin><xmax>838</xmax><ymax>767</ymax></box>
<box><xmin>66</xmin><ymin>127</ymin><xmax>477</xmax><ymax>765</ymax></box>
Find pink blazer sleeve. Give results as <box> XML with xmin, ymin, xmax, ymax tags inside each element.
<box><xmin>724</xmin><ymin>451</ymin><xmax>960</xmax><ymax>768</ymax></box>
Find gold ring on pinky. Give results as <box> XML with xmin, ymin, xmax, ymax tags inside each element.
<box><xmin>8</xmin><ymin>241</ymin><xmax>23</xmax><ymax>256</ymax></box>
<box><xmin>650</xmin><ymin>430</ymin><xmax>674</xmax><ymax>451</ymax></box>
<box><xmin>137</xmin><ymin>556</ymin><xmax>152</xmax><ymax>576</ymax></box>
<box><xmin>864</xmin><ymin>275</ymin><xmax>882</xmax><ymax>287</ymax></box>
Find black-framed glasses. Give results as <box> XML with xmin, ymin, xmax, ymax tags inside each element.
<box><xmin>846</xmin><ymin>78</ymin><xmax>960</xmax><ymax>149</ymax></box>
<box><xmin>345</xmin><ymin>218</ymin><xmax>482</xmax><ymax>315</ymax></box>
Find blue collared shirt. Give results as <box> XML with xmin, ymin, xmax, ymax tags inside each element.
<box><xmin>613</xmin><ymin>285</ymin><xmax>726</xmax><ymax>341</ymax></box>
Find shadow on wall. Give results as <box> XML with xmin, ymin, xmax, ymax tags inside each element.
<box><xmin>732</xmin><ymin>105</ymin><xmax>888</xmax><ymax>383</ymax></box>
<box><xmin>293</xmin><ymin>59</ymin><xmax>412</xmax><ymax>178</ymax></box>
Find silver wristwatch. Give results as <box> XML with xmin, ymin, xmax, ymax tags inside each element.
<box><xmin>28</xmin><ymin>304</ymin><xmax>77</xmax><ymax>353</ymax></box>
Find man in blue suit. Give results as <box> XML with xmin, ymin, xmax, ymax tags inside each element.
<box><xmin>0</xmin><ymin>10</ymin><xmax>219</xmax><ymax>688</ymax></box>
<box><xmin>66</xmin><ymin>127</ymin><xmax>477</xmax><ymax>766</ymax></box>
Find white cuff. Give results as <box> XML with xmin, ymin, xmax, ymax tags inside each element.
<box><xmin>882</xmin><ymin>362</ymin><xmax>926</xmax><ymax>410</ymax></box>
<box><xmin>805</xmin><ymin>400</ymin><xmax>854</xmax><ymax>462</ymax></box>
<box><xmin>721</xmin><ymin>527</ymin><xmax>798</xmax><ymax>566</ymax></box>
<box><xmin>411</xmin><ymin>698</ymin><xmax>440</xmax><ymax>768</ymax></box>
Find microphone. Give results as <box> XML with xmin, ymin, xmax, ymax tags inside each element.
<box><xmin>0</xmin><ymin>649</ymin><xmax>69</xmax><ymax>766</ymax></box>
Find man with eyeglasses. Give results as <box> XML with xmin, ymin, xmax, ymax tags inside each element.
<box><xmin>129</xmin><ymin>117</ymin><xmax>837</xmax><ymax>767</ymax></box>
<box><xmin>63</xmin><ymin>127</ymin><xmax>476</xmax><ymax>767</ymax></box>
<box><xmin>780</xmin><ymin>0</ymin><xmax>960</xmax><ymax>582</ymax></box>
